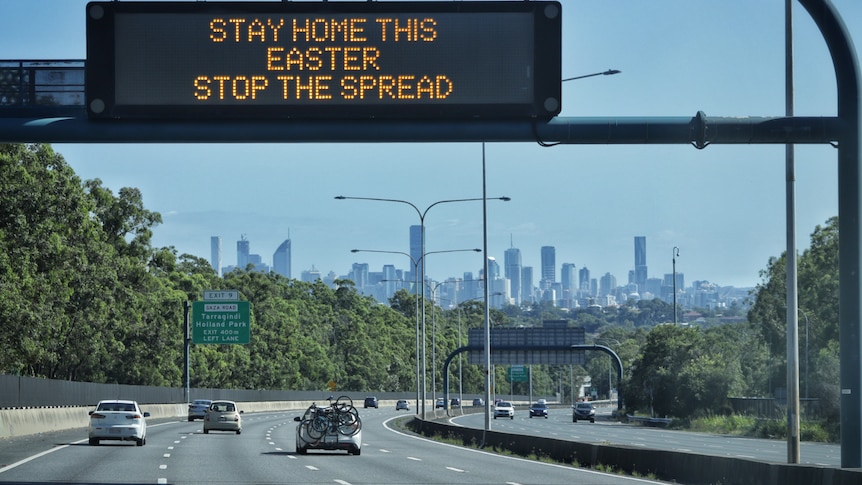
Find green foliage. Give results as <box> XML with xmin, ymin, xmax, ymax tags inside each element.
<box><xmin>747</xmin><ymin>217</ymin><xmax>840</xmax><ymax>424</ymax></box>
<box><xmin>0</xmin><ymin>143</ymin><xmax>418</xmax><ymax>393</ymax></box>
<box><xmin>0</xmin><ymin>142</ymin><xmax>843</xmax><ymax>418</ymax></box>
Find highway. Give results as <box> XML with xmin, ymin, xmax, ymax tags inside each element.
<box><xmin>445</xmin><ymin>403</ymin><xmax>841</xmax><ymax>467</ymax></box>
<box><xmin>0</xmin><ymin>405</ymin><xmax>664</xmax><ymax>485</ymax></box>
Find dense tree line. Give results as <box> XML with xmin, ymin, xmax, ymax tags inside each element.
<box><xmin>1</xmin><ymin>144</ymin><xmax>841</xmax><ymax>427</ymax></box>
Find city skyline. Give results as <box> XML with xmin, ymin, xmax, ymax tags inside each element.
<box><xmin>2</xmin><ymin>1</ymin><xmax>859</xmax><ymax>291</ymax></box>
<box><xmin>216</xmin><ymin>232</ymin><xmax>702</xmax><ymax>296</ymax></box>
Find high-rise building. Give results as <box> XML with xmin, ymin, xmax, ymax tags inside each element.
<box><xmin>273</xmin><ymin>237</ymin><xmax>291</xmax><ymax>278</ymax></box>
<box><xmin>540</xmin><ymin>246</ymin><xmax>555</xmax><ymax>287</ymax></box>
<box><xmin>521</xmin><ymin>266</ymin><xmax>534</xmax><ymax>304</ymax></box>
<box><xmin>351</xmin><ymin>262</ymin><xmax>369</xmax><ymax>288</ymax></box>
<box><xmin>487</xmin><ymin>256</ymin><xmax>500</xmax><ymax>280</ymax></box>
<box><xmin>599</xmin><ymin>272</ymin><xmax>617</xmax><ymax>297</ymax></box>
<box><xmin>301</xmin><ymin>266</ymin><xmax>321</xmax><ymax>282</ymax></box>
<box><xmin>210</xmin><ymin>236</ymin><xmax>222</xmax><ymax>277</ymax></box>
<box><xmin>382</xmin><ymin>264</ymin><xmax>397</xmax><ymax>300</ymax></box>
<box><xmin>237</xmin><ymin>236</ymin><xmax>250</xmax><ymax>269</ymax></box>
<box><xmin>579</xmin><ymin>266</ymin><xmax>591</xmax><ymax>293</ymax></box>
<box><xmin>634</xmin><ymin>236</ymin><xmax>647</xmax><ymax>292</ymax></box>
<box><xmin>561</xmin><ymin>262</ymin><xmax>577</xmax><ymax>307</ymax></box>
<box><xmin>504</xmin><ymin>243</ymin><xmax>522</xmax><ymax>305</ymax></box>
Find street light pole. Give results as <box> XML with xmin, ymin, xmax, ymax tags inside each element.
<box><xmin>673</xmin><ymin>247</ymin><xmax>680</xmax><ymax>325</ymax></box>
<box><xmin>338</xmin><ymin>195</ymin><xmax>509</xmax><ymax>419</ymax></box>
<box><xmin>350</xmin><ymin>246</ymin><xmax>481</xmax><ymax>418</ymax></box>
<box><xmin>351</xmin><ymin>249</ymin><xmax>420</xmax><ymax>413</ymax></box>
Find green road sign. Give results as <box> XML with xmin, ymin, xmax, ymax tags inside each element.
<box><xmin>192</xmin><ymin>301</ymin><xmax>250</xmax><ymax>344</ymax></box>
<box><xmin>508</xmin><ymin>365</ymin><xmax>528</xmax><ymax>382</ymax></box>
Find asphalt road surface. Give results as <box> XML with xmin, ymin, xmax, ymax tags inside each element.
<box><xmin>0</xmin><ymin>406</ymin><xmax>667</xmax><ymax>485</ymax></box>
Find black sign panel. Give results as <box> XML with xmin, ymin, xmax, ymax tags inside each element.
<box><xmin>85</xmin><ymin>1</ymin><xmax>562</xmax><ymax>120</ymax></box>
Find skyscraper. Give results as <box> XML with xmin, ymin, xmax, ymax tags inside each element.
<box><xmin>210</xmin><ymin>236</ymin><xmax>222</xmax><ymax>277</ymax></box>
<box><xmin>351</xmin><ymin>262</ymin><xmax>369</xmax><ymax>288</ymax></box>
<box><xmin>579</xmin><ymin>266</ymin><xmax>591</xmax><ymax>294</ymax></box>
<box><xmin>634</xmin><ymin>236</ymin><xmax>648</xmax><ymax>292</ymax></box>
<box><xmin>273</xmin><ymin>237</ymin><xmax>291</xmax><ymax>278</ymax></box>
<box><xmin>504</xmin><ymin>242</ymin><xmax>522</xmax><ymax>305</ymax></box>
<box><xmin>540</xmin><ymin>246</ymin><xmax>556</xmax><ymax>287</ymax></box>
<box><xmin>561</xmin><ymin>262</ymin><xmax>577</xmax><ymax>307</ymax></box>
<box><xmin>521</xmin><ymin>266</ymin><xmax>534</xmax><ymax>304</ymax></box>
<box><xmin>237</xmin><ymin>236</ymin><xmax>250</xmax><ymax>269</ymax></box>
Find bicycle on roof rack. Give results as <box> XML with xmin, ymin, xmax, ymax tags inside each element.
<box><xmin>294</xmin><ymin>395</ymin><xmax>362</xmax><ymax>455</ymax></box>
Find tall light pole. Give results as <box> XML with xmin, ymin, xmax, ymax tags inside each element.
<box><xmin>672</xmin><ymin>246</ymin><xmax>680</xmax><ymax>325</ymax></box>
<box><xmin>452</xmin><ymin>292</ymin><xmax>500</xmax><ymax>407</ymax></box>
<box><xmin>350</xmin><ymin>246</ymin><xmax>482</xmax><ymax>418</ymax></box>
<box><xmin>351</xmin><ymin>249</ymin><xmax>420</xmax><ymax>413</ymax></box>
<box><xmin>337</xmin><ymin>194</ymin><xmax>509</xmax><ymax>419</ymax></box>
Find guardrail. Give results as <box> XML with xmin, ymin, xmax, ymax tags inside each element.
<box><xmin>0</xmin><ymin>60</ymin><xmax>85</xmax><ymax>117</ymax></box>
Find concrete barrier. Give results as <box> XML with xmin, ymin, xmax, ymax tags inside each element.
<box><xmin>0</xmin><ymin>400</ymin><xmax>395</xmax><ymax>439</ymax></box>
<box><xmin>407</xmin><ymin>417</ymin><xmax>862</xmax><ymax>485</ymax></box>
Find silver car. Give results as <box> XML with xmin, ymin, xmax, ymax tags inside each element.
<box><xmin>203</xmin><ymin>400</ymin><xmax>242</xmax><ymax>434</ymax></box>
<box><xmin>187</xmin><ymin>399</ymin><xmax>212</xmax><ymax>421</ymax></box>
<box><xmin>88</xmin><ymin>400</ymin><xmax>149</xmax><ymax>446</ymax></box>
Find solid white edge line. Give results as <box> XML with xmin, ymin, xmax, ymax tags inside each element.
<box><xmin>381</xmin><ymin>416</ymin><xmax>664</xmax><ymax>484</ymax></box>
<box><xmin>0</xmin><ymin>441</ymin><xmax>77</xmax><ymax>474</ymax></box>
<box><xmin>0</xmin><ymin>420</ymin><xmax>179</xmax><ymax>475</ymax></box>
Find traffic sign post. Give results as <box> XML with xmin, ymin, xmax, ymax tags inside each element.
<box><xmin>507</xmin><ymin>365</ymin><xmax>528</xmax><ymax>383</ymax></box>
<box><xmin>192</xmin><ymin>300</ymin><xmax>251</xmax><ymax>344</ymax></box>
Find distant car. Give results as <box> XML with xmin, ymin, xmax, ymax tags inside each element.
<box><xmin>435</xmin><ymin>398</ymin><xmax>446</xmax><ymax>408</ymax></box>
<box><xmin>450</xmin><ymin>398</ymin><xmax>461</xmax><ymax>407</ymax></box>
<box><xmin>396</xmin><ymin>399</ymin><xmax>409</xmax><ymax>411</ymax></box>
<box><xmin>537</xmin><ymin>398</ymin><xmax>547</xmax><ymax>405</ymax></box>
<box><xmin>573</xmin><ymin>402</ymin><xmax>596</xmax><ymax>423</ymax></box>
<box><xmin>529</xmin><ymin>402</ymin><xmax>549</xmax><ymax>418</ymax></box>
<box><xmin>204</xmin><ymin>400</ymin><xmax>242</xmax><ymax>434</ymax></box>
<box><xmin>187</xmin><ymin>399</ymin><xmax>212</xmax><ymax>421</ymax></box>
<box><xmin>493</xmin><ymin>401</ymin><xmax>515</xmax><ymax>419</ymax></box>
<box><xmin>363</xmin><ymin>396</ymin><xmax>379</xmax><ymax>408</ymax></box>
<box><xmin>472</xmin><ymin>398</ymin><xmax>484</xmax><ymax>407</ymax></box>
<box><xmin>88</xmin><ymin>400</ymin><xmax>149</xmax><ymax>446</ymax></box>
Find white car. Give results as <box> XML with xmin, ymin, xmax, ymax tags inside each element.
<box><xmin>493</xmin><ymin>401</ymin><xmax>515</xmax><ymax>419</ymax></box>
<box><xmin>88</xmin><ymin>400</ymin><xmax>149</xmax><ymax>446</ymax></box>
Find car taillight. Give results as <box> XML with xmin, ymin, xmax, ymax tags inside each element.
<box><xmin>127</xmin><ymin>414</ymin><xmax>142</xmax><ymax>419</ymax></box>
<box><xmin>90</xmin><ymin>413</ymin><xmax>106</xmax><ymax>419</ymax></box>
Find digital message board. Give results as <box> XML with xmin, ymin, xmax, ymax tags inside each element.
<box><xmin>85</xmin><ymin>1</ymin><xmax>562</xmax><ymax>120</ymax></box>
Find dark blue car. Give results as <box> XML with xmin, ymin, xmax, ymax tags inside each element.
<box><xmin>529</xmin><ymin>402</ymin><xmax>548</xmax><ymax>418</ymax></box>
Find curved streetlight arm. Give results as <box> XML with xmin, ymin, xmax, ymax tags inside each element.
<box><xmin>336</xmin><ymin>195</ymin><xmax>510</xmax><ymax>223</ymax></box>
<box><xmin>421</xmin><ymin>196</ymin><xmax>510</xmax><ymax>220</ymax></box>
<box><xmin>352</xmin><ymin>247</ymin><xmax>480</xmax><ymax>267</ymax></box>
<box><xmin>562</xmin><ymin>69</ymin><xmax>621</xmax><ymax>82</ymax></box>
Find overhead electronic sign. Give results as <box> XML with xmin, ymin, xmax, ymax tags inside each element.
<box><xmin>85</xmin><ymin>1</ymin><xmax>562</xmax><ymax>120</ymax></box>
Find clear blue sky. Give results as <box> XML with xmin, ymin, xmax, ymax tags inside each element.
<box><xmin>2</xmin><ymin>1</ymin><xmax>860</xmax><ymax>289</ymax></box>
